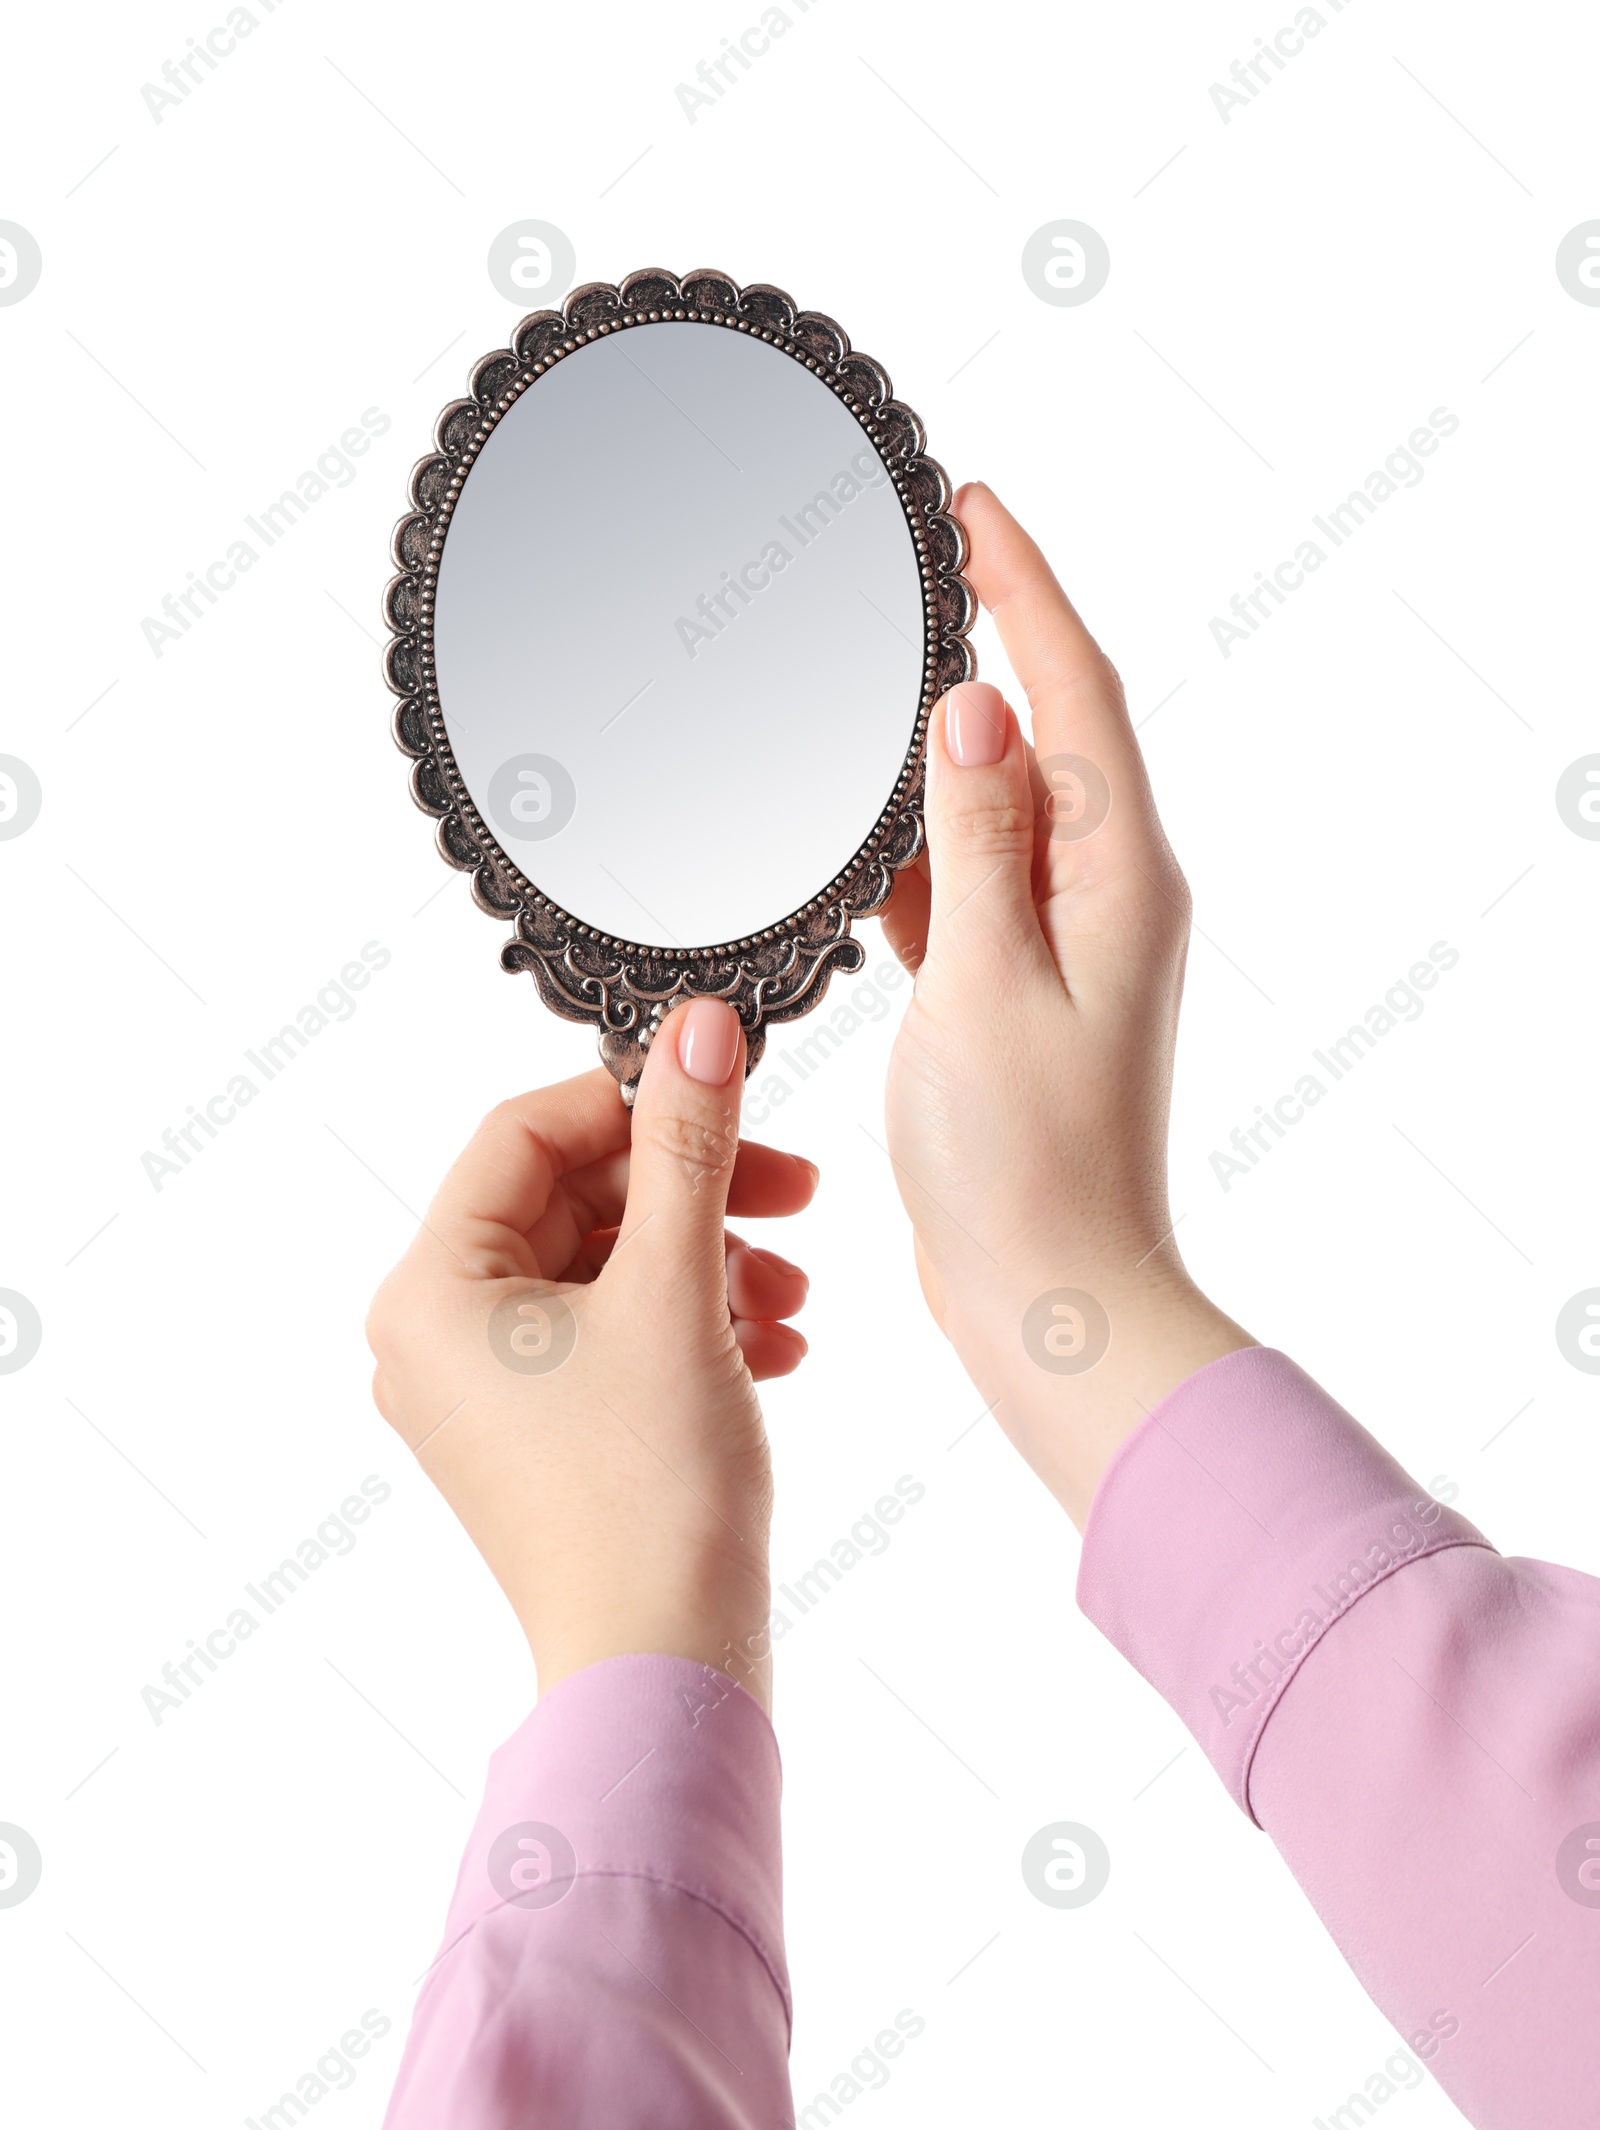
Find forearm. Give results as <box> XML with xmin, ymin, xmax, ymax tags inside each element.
<box><xmin>383</xmin><ymin>1655</ymin><xmax>791</xmax><ymax>2130</ymax></box>
<box><xmin>510</xmin><ymin>1517</ymin><xmax>774</xmax><ymax>1712</ymax></box>
<box><xmin>1077</xmin><ymin>1347</ymin><xmax>1600</xmax><ymax>2128</ymax></box>
<box><xmin>946</xmin><ymin>1260</ymin><xmax>1254</xmax><ymax>1527</ymax></box>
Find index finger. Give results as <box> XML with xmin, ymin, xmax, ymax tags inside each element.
<box><xmin>425</xmin><ymin>1067</ymin><xmax>630</xmax><ymax>1271</ymax></box>
<box><xmin>954</xmin><ymin>481</ymin><xmax>1165</xmax><ymax>863</ymax></box>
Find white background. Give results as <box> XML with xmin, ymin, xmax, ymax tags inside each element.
<box><xmin>2</xmin><ymin>2</ymin><xmax>1596</xmax><ymax>2125</ymax></box>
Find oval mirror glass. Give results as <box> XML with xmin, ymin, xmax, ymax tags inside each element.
<box><xmin>434</xmin><ymin>321</ymin><xmax>926</xmax><ymax>947</ymax></box>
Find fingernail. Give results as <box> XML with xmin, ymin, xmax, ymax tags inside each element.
<box><xmin>677</xmin><ymin>997</ymin><xmax>740</xmax><ymax>1085</ymax></box>
<box><xmin>945</xmin><ymin>681</ymin><xmax>1007</xmax><ymax>767</ymax></box>
<box><xmin>751</xmin><ymin>1246</ymin><xmax>804</xmax><ymax>1278</ymax></box>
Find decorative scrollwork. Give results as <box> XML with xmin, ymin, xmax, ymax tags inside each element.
<box><xmin>384</xmin><ymin>266</ymin><xmax>976</xmax><ymax>1095</ymax></box>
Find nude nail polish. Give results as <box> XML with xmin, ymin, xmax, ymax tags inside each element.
<box><xmin>678</xmin><ymin>997</ymin><xmax>740</xmax><ymax>1085</ymax></box>
<box><xmin>945</xmin><ymin>680</ymin><xmax>1007</xmax><ymax>767</ymax></box>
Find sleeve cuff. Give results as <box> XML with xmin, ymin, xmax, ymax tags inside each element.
<box><xmin>437</xmin><ymin>1652</ymin><xmax>788</xmax><ymax>2025</ymax></box>
<box><xmin>1075</xmin><ymin>1347</ymin><xmax>1495</xmax><ymax>1823</ymax></box>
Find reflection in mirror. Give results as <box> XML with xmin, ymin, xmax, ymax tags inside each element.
<box><xmin>434</xmin><ymin>322</ymin><xmax>925</xmax><ymax>946</ymax></box>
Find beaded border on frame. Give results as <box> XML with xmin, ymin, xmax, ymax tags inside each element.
<box><xmin>383</xmin><ymin>266</ymin><xmax>976</xmax><ymax>1099</ymax></box>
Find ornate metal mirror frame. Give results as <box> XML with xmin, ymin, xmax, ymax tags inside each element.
<box><xmin>383</xmin><ymin>266</ymin><xmax>975</xmax><ymax>1096</ymax></box>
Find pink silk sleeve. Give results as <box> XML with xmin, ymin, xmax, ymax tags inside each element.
<box><xmin>1077</xmin><ymin>1346</ymin><xmax>1600</xmax><ymax>2129</ymax></box>
<box><xmin>381</xmin><ymin>1654</ymin><xmax>791</xmax><ymax>2130</ymax></box>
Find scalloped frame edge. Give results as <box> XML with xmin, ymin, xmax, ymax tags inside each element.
<box><xmin>383</xmin><ymin>265</ymin><xmax>976</xmax><ymax>1097</ymax></box>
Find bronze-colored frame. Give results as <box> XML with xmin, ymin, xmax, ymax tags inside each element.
<box><xmin>384</xmin><ymin>266</ymin><xmax>976</xmax><ymax>1095</ymax></box>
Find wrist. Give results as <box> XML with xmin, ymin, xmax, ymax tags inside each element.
<box><xmin>954</xmin><ymin>1271</ymin><xmax>1253</xmax><ymax>1529</ymax></box>
<box><xmin>524</xmin><ymin>1543</ymin><xmax>774</xmax><ymax>1713</ymax></box>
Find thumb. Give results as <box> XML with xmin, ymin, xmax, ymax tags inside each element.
<box><xmin>923</xmin><ymin>680</ymin><xmax>1048</xmax><ymax>976</ymax></box>
<box><xmin>618</xmin><ymin>996</ymin><xmax>745</xmax><ymax>1295</ymax></box>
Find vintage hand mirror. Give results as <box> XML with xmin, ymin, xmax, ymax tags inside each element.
<box><xmin>384</xmin><ymin>268</ymin><xmax>974</xmax><ymax>1097</ymax></box>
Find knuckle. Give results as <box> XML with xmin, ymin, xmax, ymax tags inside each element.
<box><xmin>1029</xmin><ymin>652</ymin><xmax>1127</xmax><ymax>725</ymax></box>
<box><xmin>476</xmin><ymin>1096</ymin><xmax>524</xmax><ymax>1140</ymax></box>
<box><xmin>369</xmin><ymin>1367</ymin><xmax>401</xmax><ymax>1430</ymax></box>
<box><xmin>363</xmin><ymin>1281</ymin><xmax>399</xmax><ymax>1362</ymax></box>
<box><xmin>640</xmin><ymin>1103</ymin><xmax>738</xmax><ymax>1193</ymax></box>
<box><xmin>451</xmin><ymin>1217</ymin><xmax>539</xmax><ymax>1283</ymax></box>
<box><xmin>1157</xmin><ymin>852</ymin><xmax>1193</xmax><ymax>927</ymax></box>
<box><xmin>1137</xmin><ymin>858</ymin><xmax>1192</xmax><ymax>956</ymax></box>
<box><xmin>939</xmin><ymin>794</ymin><xmax>1035</xmax><ymax>859</ymax></box>
<box><xmin>460</xmin><ymin>1244</ymin><xmax>535</xmax><ymax>1281</ymax></box>
<box><xmin>364</xmin><ymin>1270</ymin><xmax>435</xmax><ymax>1371</ymax></box>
